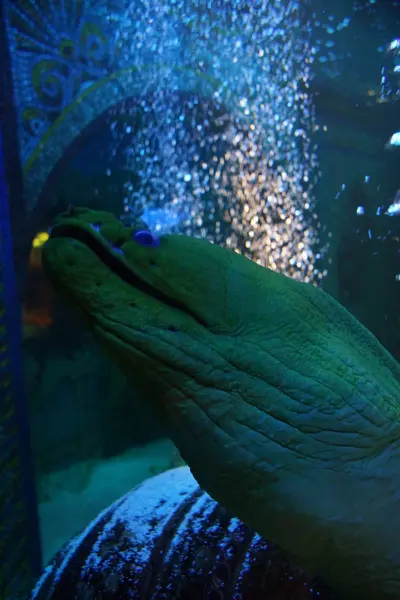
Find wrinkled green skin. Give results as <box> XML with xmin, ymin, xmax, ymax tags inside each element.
<box><xmin>43</xmin><ymin>208</ymin><xmax>400</xmax><ymax>599</ymax></box>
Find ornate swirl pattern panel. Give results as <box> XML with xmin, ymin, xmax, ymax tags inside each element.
<box><xmin>4</xmin><ymin>0</ymin><xmax>123</xmax><ymax>163</ymax></box>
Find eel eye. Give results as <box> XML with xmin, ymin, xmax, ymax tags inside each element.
<box><xmin>133</xmin><ymin>230</ymin><xmax>160</xmax><ymax>248</ymax></box>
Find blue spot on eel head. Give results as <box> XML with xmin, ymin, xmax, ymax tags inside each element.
<box><xmin>133</xmin><ymin>230</ymin><xmax>160</xmax><ymax>248</ymax></box>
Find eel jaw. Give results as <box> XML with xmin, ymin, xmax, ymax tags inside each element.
<box><xmin>47</xmin><ymin>222</ymin><xmax>208</xmax><ymax>328</ymax></box>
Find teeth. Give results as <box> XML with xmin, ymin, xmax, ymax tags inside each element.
<box><xmin>90</xmin><ymin>223</ymin><xmax>101</xmax><ymax>232</ymax></box>
<box><xmin>112</xmin><ymin>246</ymin><xmax>124</xmax><ymax>255</ymax></box>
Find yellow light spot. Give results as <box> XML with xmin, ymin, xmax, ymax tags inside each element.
<box><xmin>32</xmin><ymin>231</ymin><xmax>49</xmax><ymax>248</ymax></box>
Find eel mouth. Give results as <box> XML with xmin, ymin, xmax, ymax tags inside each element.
<box><xmin>49</xmin><ymin>223</ymin><xmax>208</xmax><ymax>327</ymax></box>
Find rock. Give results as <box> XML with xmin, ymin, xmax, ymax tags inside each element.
<box><xmin>30</xmin><ymin>467</ymin><xmax>338</xmax><ymax>600</ymax></box>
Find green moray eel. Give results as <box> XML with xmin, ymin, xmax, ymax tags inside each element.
<box><xmin>42</xmin><ymin>207</ymin><xmax>400</xmax><ymax>599</ymax></box>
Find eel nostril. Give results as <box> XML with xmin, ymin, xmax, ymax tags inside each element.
<box><xmin>66</xmin><ymin>205</ymin><xmax>89</xmax><ymax>217</ymax></box>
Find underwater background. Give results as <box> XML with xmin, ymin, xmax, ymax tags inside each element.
<box><xmin>0</xmin><ymin>0</ymin><xmax>400</xmax><ymax>598</ymax></box>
